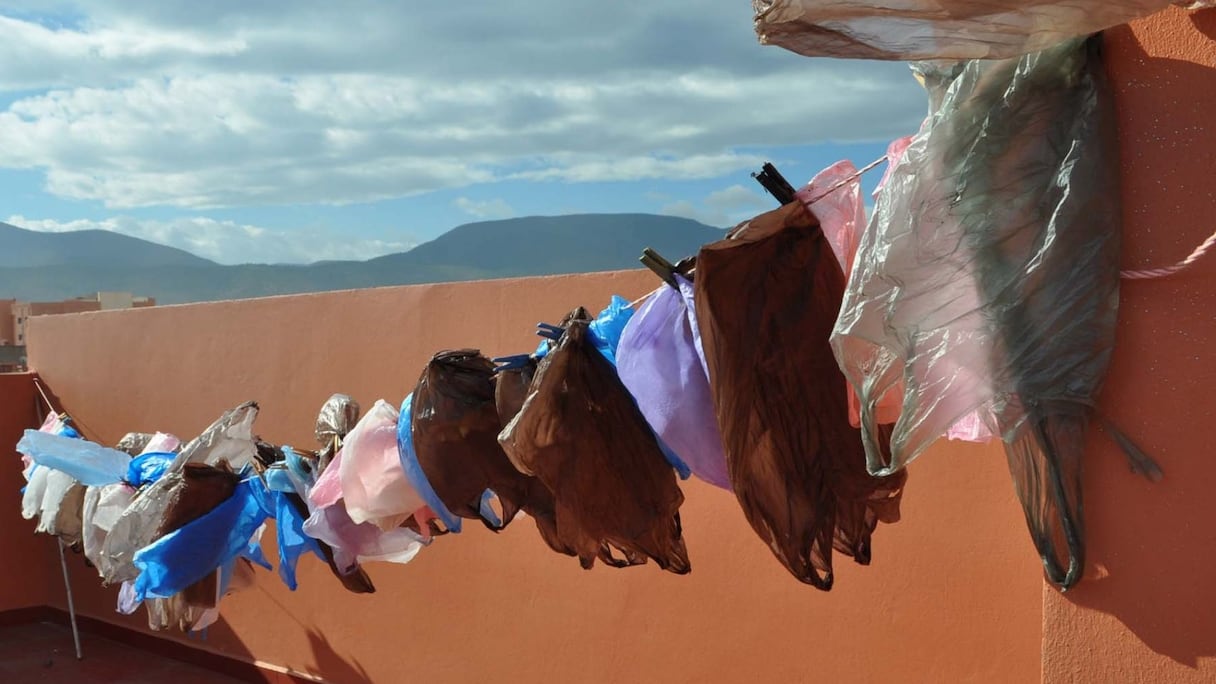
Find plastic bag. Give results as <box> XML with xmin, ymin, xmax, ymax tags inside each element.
<box><xmin>753</xmin><ymin>0</ymin><xmax>1179</xmax><ymax>61</ymax></box>
<box><xmin>617</xmin><ymin>278</ymin><xmax>731</xmax><ymax>490</ymax></box>
<box><xmin>499</xmin><ymin>312</ymin><xmax>690</xmax><ymax>573</ymax></box>
<box><xmin>832</xmin><ymin>37</ymin><xmax>1133</xmax><ymax>589</ymax></box>
<box><xmin>316</xmin><ymin>393</ymin><xmax>360</xmax><ymax>450</ymax></box>
<box><xmin>172</xmin><ymin>401</ymin><xmax>260</xmax><ymax>471</ymax></box>
<box><xmin>276</xmin><ymin>446</ymin><xmax>375</xmax><ymax>594</ymax></box>
<box><xmin>337</xmin><ymin>399</ymin><xmax>425</xmax><ymax>530</ymax></box>
<box><xmin>695</xmin><ymin>201</ymin><xmax>905</xmax><ymax>589</ymax></box>
<box><xmin>17</xmin><ymin>429</ymin><xmax>131</xmax><ymax>486</ymax></box>
<box><xmin>101</xmin><ymin>403</ymin><xmax>259</xmax><ymax>583</ymax></box>
<box><xmin>82</xmin><ymin>483</ymin><xmax>136</xmax><ymax>577</ymax></box>
<box><xmin>411</xmin><ymin>350</ymin><xmax>532</xmax><ymax>530</ymax></box>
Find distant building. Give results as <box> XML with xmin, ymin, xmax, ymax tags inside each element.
<box><xmin>0</xmin><ymin>293</ymin><xmax>154</xmax><ymax>370</ymax></box>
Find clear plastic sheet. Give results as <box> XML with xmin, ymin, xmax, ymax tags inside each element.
<box><xmin>753</xmin><ymin>0</ymin><xmax>1180</xmax><ymax>61</ymax></box>
<box><xmin>832</xmin><ymin>37</ymin><xmax>1129</xmax><ymax>589</ymax></box>
<box><xmin>499</xmin><ymin>312</ymin><xmax>690</xmax><ymax>573</ymax></box>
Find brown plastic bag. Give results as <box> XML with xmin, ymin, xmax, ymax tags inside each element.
<box><xmin>499</xmin><ymin>313</ymin><xmax>690</xmax><ymax>573</ymax></box>
<box><xmin>694</xmin><ymin>201</ymin><xmax>905</xmax><ymax>589</ymax></box>
<box><xmin>411</xmin><ymin>350</ymin><xmax>531</xmax><ymax>530</ymax></box>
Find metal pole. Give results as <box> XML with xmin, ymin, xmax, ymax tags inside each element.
<box><xmin>56</xmin><ymin>540</ymin><xmax>83</xmax><ymax>660</ymax></box>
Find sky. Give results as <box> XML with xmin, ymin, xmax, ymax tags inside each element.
<box><xmin>0</xmin><ymin>1</ymin><xmax>928</xmax><ymax>265</ymax></box>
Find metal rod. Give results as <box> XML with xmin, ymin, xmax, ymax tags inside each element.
<box><xmin>57</xmin><ymin>540</ymin><xmax>83</xmax><ymax>660</ymax></box>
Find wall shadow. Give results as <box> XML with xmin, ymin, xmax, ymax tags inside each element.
<box><xmin>1053</xmin><ymin>22</ymin><xmax>1216</xmax><ymax>668</ymax></box>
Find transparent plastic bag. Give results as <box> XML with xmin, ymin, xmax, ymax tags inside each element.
<box><xmin>832</xmin><ymin>37</ymin><xmax>1140</xmax><ymax>589</ymax></box>
<box><xmin>754</xmin><ymin>0</ymin><xmax>1179</xmax><ymax>61</ymax></box>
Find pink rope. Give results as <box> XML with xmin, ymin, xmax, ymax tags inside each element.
<box><xmin>1120</xmin><ymin>228</ymin><xmax>1216</xmax><ymax>280</ymax></box>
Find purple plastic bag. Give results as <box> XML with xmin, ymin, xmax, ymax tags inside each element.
<box><xmin>618</xmin><ymin>275</ymin><xmax>731</xmax><ymax>491</ymax></box>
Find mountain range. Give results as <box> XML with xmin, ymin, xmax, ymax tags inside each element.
<box><xmin>0</xmin><ymin>214</ymin><xmax>725</xmax><ymax>305</ymax></box>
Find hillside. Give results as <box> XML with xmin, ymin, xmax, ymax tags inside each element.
<box><xmin>0</xmin><ymin>214</ymin><xmax>724</xmax><ymax>304</ymax></box>
<box><xmin>0</xmin><ymin>221</ymin><xmax>214</xmax><ymax>269</ymax></box>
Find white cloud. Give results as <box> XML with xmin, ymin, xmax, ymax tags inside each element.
<box><xmin>0</xmin><ymin>3</ymin><xmax>927</xmax><ymax>210</ymax></box>
<box><xmin>660</xmin><ymin>183</ymin><xmax>771</xmax><ymax>227</ymax></box>
<box><xmin>452</xmin><ymin>197</ymin><xmax>515</xmax><ymax>220</ymax></box>
<box><xmin>5</xmin><ymin>214</ymin><xmax>415</xmax><ymax>264</ymax></box>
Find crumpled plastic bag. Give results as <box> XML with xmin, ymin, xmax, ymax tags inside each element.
<box><xmin>82</xmin><ymin>483</ymin><xmax>136</xmax><ymax>577</ymax></box>
<box><xmin>617</xmin><ymin>277</ymin><xmax>731</xmax><ymax>491</ymax></box>
<box><xmin>17</xmin><ymin>430</ymin><xmax>131</xmax><ymax>486</ymax></box>
<box><xmin>336</xmin><ymin>399</ymin><xmax>425</xmax><ymax>530</ymax></box>
<box><xmin>148</xmin><ymin>462</ymin><xmax>242</xmax><ymax>607</ymax></box>
<box><xmin>302</xmin><ymin>500</ymin><xmax>428</xmax><ymax>571</ymax></box>
<box><xmin>101</xmin><ymin>403</ymin><xmax>259</xmax><ymax>584</ymax></box>
<box><xmin>499</xmin><ymin>311</ymin><xmax>690</xmax><ymax>573</ymax></box>
<box><xmin>22</xmin><ymin>467</ymin><xmax>86</xmax><ymax>546</ymax></box>
<box><xmin>695</xmin><ymin>200</ymin><xmax>906</xmax><ymax>589</ymax></box>
<box><xmin>172</xmin><ymin>402</ymin><xmax>260</xmax><ymax>470</ymax></box>
<box><xmin>753</xmin><ymin>0</ymin><xmax>1181</xmax><ymax>61</ymax></box>
<box><xmin>281</xmin><ymin>401</ymin><xmax>378</xmax><ymax>594</ymax></box>
<box><xmin>133</xmin><ymin>468</ymin><xmax>287</xmax><ymax>604</ymax></box>
<box><xmin>315</xmin><ymin>393</ymin><xmax>360</xmax><ymax>471</ymax></box>
<box><xmin>832</xmin><ymin>37</ymin><xmax>1143</xmax><ymax>589</ymax></box>
<box><xmin>411</xmin><ymin>350</ymin><xmax>532</xmax><ymax>530</ymax></box>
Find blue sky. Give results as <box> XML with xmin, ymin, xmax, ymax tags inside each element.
<box><xmin>0</xmin><ymin>1</ymin><xmax>927</xmax><ymax>265</ymax></box>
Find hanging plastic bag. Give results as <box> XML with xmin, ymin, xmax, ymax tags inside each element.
<box><xmin>753</xmin><ymin>0</ymin><xmax>1180</xmax><ymax>61</ymax></box>
<box><xmin>695</xmin><ymin>201</ymin><xmax>906</xmax><ymax>589</ymax></box>
<box><xmin>172</xmin><ymin>402</ymin><xmax>260</xmax><ymax>470</ymax></box>
<box><xmin>101</xmin><ymin>403</ymin><xmax>260</xmax><ymax>584</ymax></box>
<box><xmin>17</xmin><ymin>430</ymin><xmax>131</xmax><ymax>486</ymax></box>
<box><xmin>411</xmin><ymin>350</ymin><xmax>534</xmax><ymax>530</ymax></box>
<box><xmin>617</xmin><ymin>278</ymin><xmax>731</xmax><ymax>491</ymax></box>
<box><xmin>337</xmin><ymin>399</ymin><xmax>426</xmax><ymax>530</ymax></box>
<box><xmin>82</xmin><ymin>483</ymin><xmax>136</xmax><ymax>577</ymax></box>
<box><xmin>832</xmin><ymin>36</ymin><xmax>1153</xmax><ymax>589</ymax></box>
<box><xmin>499</xmin><ymin>312</ymin><xmax>690</xmax><ymax>573</ymax></box>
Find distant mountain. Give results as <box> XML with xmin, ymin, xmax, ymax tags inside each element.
<box><xmin>0</xmin><ymin>214</ymin><xmax>725</xmax><ymax>304</ymax></box>
<box><xmin>0</xmin><ymin>221</ymin><xmax>214</xmax><ymax>269</ymax></box>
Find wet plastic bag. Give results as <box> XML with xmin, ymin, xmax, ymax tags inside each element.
<box><xmin>499</xmin><ymin>312</ymin><xmax>690</xmax><ymax>573</ymax></box>
<box><xmin>833</xmin><ymin>37</ymin><xmax>1145</xmax><ymax>589</ymax></box>
<box><xmin>695</xmin><ymin>201</ymin><xmax>906</xmax><ymax>589</ymax></box>
<box><xmin>753</xmin><ymin>0</ymin><xmax>1180</xmax><ymax>61</ymax></box>
<box><xmin>617</xmin><ymin>277</ymin><xmax>731</xmax><ymax>491</ymax></box>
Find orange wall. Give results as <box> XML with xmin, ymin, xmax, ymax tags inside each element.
<box><xmin>21</xmin><ymin>272</ymin><xmax>1044</xmax><ymax>683</ymax></box>
<box><xmin>0</xmin><ymin>373</ymin><xmax>58</xmax><ymax>612</ymax></box>
<box><xmin>1040</xmin><ymin>9</ymin><xmax>1216</xmax><ymax>683</ymax></box>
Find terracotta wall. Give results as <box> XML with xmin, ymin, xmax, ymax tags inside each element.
<box><xmin>0</xmin><ymin>373</ymin><xmax>58</xmax><ymax>613</ymax></box>
<box><xmin>8</xmin><ymin>7</ymin><xmax>1215</xmax><ymax>683</ymax></box>
<box><xmin>19</xmin><ymin>271</ymin><xmax>1044</xmax><ymax>683</ymax></box>
<box><xmin>1039</xmin><ymin>9</ymin><xmax>1216</xmax><ymax>684</ymax></box>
